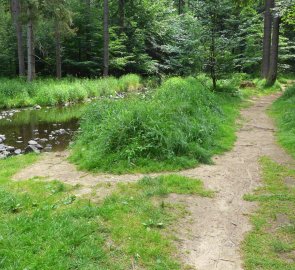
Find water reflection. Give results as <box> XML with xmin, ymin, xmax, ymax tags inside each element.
<box><xmin>0</xmin><ymin>104</ymin><xmax>86</xmax><ymax>152</ymax></box>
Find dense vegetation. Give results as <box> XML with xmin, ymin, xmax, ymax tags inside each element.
<box><xmin>0</xmin><ymin>155</ymin><xmax>211</xmax><ymax>269</ymax></box>
<box><xmin>71</xmin><ymin>76</ymin><xmax>241</xmax><ymax>173</ymax></box>
<box><xmin>0</xmin><ymin>74</ymin><xmax>141</xmax><ymax>108</ymax></box>
<box><xmin>0</xmin><ymin>1</ymin><xmax>294</xmax><ymax>87</ymax></box>
<box><xmin>271</xmin><ymin>84</ymin><xmax>295</xmax><ymax>158</ymax></box>
<box><xmin>243</xmin><ymin>157</ymin><xmax>295</xmax><ymax>270</ymax></box>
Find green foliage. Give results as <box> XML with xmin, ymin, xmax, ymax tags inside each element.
<box><xmin>70</xmin><ymin>77</ymin><xmax>240</xmax><ymax>173</ymax></box>
<box><xmin>0</xmin><ymin>74</ymin><xmax>142</xmax><ymax>109</ymax></box>
<box><xmin>271</xmin><ymin>84</ymin><xmax>295</xmax><ymax>158</ymax></box>
<box><xmin>0</xmin><ymin>154</ymin><xmax>211</xmax><ymax>269</ymax></box>
<box><xmin>243</xmin><ymin>157</ymin><xmax>295</xmax><ymax>270</ymax></box>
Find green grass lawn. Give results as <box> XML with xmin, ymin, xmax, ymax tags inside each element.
<box><xmin>0</xmin><ymin>155</ymin><xmax>212</xmax><ymax>269</ymax></box>
<box><xmin>243</xmin><ymin>157</ymin><xmax>295</xmax><ymax>270</ymax></box>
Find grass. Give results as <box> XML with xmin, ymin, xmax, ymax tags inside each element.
<box><xmin>0</xmin><ymin>155</ymin><xmax>212</xmax><ymax>269</ymax></box>
<box><xmin>243</xmin><ymin>157</ymin><xmax>295</xmax><ymax>270</ymax></box>
<box><xmin>271</xmin><ymin>84</ymin><xmax>295</xmax><ymax>158</ymax></box>
<box><xmin>0</xmin><ymin>74</ymin><xmax>142</xmax><ymax>109</ymax></box>
<box><xmin>70</xmin><ymin>76</ymin><xmax>241</xmax><ymax>173</ymax></box>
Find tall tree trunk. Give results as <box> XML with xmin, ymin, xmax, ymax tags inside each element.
<box><xmin>210</xmin><ymin>32</ymin><xmax>217</xmax><ymax>90</ymax></box>
<box><xmin>85</xmin><ymin>0</ymin><xmax>92</xmax><ymax>58</ymax></box>
<box><xmin>267</xmin><ymin>15</ymin><xmax>281</xmax><ymax>86</ymax></box>
<box><xmin>178</xmin><ymin>0</ymin><xmax>185</xmax><ymax>15</ymax></box>
<box><xmin>103</xmin><ymin>0</ymin><xmax>109</xmax><ymax>77</ymax></box>
<box><xmin>27</xmin><ymin>6</ymin><xmax>36</xmax><ymax>82</ymax></box>
<box><xmin>11</xmin><ymin>0</ymin><xmax>25</xmax><ymax>77</ymax></box>
<box><xmin>119</xmin><ymin>0</ymin><xmax>125</xmax><ymax>32</ymax></box>
<box><xmin>261</xmin><ymin>0</ymin><xmax>274</xmax><ymax>78</ymax></box>
<box><xmin>55</xmin><ymin>21</ymin><xmax>62</xmax><ymax>79</ymax></box>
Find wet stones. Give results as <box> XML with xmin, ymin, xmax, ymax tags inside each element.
<box><xmin>34</xmin><ymin>105</ymin><xmax>42</xmax><ymax>110</ymax></box>
<box><xmin>0</xmin><ymin>109</ymin><xmax>20</xmax><ymax>121</ymax></box>
<box><xmin>0</xmin><ymin>135</ymin><xmax>6</xmax><ymax>144</ymax></box>
<box><xmin>25</xmin><ymin>145</ymin><xmax>40</xmax><ymax>154</ymax></box>
<box><xmin>0</xmin><ymin>142</ymin><xmax>21</xmax><ymax>159</ymax></box>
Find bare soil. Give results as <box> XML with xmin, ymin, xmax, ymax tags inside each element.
<box><xmin>13</xmin><ymin>93</ymin><xmax>294</xmax><ymax>270</ymax></box>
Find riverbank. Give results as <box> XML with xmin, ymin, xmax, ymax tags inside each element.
<box><xmin>0</xmin><ymin>74</ymin><xmax>142</xmax><ymax>109</ymax></box>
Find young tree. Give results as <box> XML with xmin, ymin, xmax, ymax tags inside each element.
<box><xmin>11</xmin><ymin>0</ymin><xmax>25</xmax><ymax>76</ymax></box>
<box><xmin>44</xmin><ymin>0</ymin><xmax>73</xmax><ymax>79</ymax></box>
<box><xmin>103</xmin><ymin>0</ymin><xmax>109</xmax><ymax>76</ymax></box>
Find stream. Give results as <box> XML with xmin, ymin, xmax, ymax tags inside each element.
<box><xmin>0</xmin><ymin>103</ymin><xmax>87</xmax><ymax>158</ymax></box>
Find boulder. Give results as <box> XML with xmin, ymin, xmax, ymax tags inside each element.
<box><xmin>25</xmin><ymin>145</ymin><xmax>40</xmax><ymax>154</ymax></box>
<box><xmin>28</xmin><ymin>140</ymin><xmax>38</xmax><ymax>145</ymax></box>
<box><xmin>14</xmin><ymin>149</ymin><xmax>22</xmax><ymax>155</ymax></box>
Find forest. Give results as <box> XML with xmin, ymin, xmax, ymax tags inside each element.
<box><xmin>0</xmin><ymin>0</ymin><xmax>294</xmax><ymax>82</ymax></box>
<box><xmin>0</xmin><ymin>0</ymin><xmax>295</xmax><ymax>269</ymax></box>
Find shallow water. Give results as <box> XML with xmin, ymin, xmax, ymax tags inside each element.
<box><xmin>0</xmin><ymin>104</ymin><xmax>87</xmax><ymax>152</ymax></box>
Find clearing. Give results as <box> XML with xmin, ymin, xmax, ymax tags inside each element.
<box><xmin>13</xmin><ymin>92</ymin><xmax>294</xmax><ymax>269</ymax></box>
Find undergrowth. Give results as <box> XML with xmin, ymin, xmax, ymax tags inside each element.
<box><xmin>70</xmin><ymin>77</ymin><xmax>241</xmax><ymax>173</ymax></box>
<box><xmin>0</xmin><ymin>74</ymin><xmax>142</xmax><ymax>109</ymax></box>
<box><xmin>0</xmin><ymin>155</ymin><xmax>211</xmax><ymax>269</ymax></box>
<box><xmin>271</xmin><ymin>84</ymin><xmax>295</xmax><ymax>158</ymax></box>
<box><xmin>243</xmin><ymin>157</ymin><xmax>295</xmax><ymax>270</ymax></box>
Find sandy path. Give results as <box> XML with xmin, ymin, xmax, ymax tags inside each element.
<box><xmin>13</xmin><ymin>93</ymin><xmax>294</xmax><ymax>269</ymax></box>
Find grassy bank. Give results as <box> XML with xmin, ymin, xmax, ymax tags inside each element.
<box><xmin>0</xmin><ymin>74</ymin><xmax>141</xmax><ymax>109</ymax></box>
<box><xmin>243</xmin><ymin>157</ymin><xmax>295</xmax><ymax>270</ymax></box>
<box><xmin>70</xmin><ymin>77</ymin><xmax>242</xmax><ymax>173</ymax></box>
<box><xmin>271</xmin><ymin>84</ymin><xmax>295</xmax><ymax>158</ymax></box>
<box><xmin>0</xmin><ymin>155</ymin><xmax>211</xmax><ymax>269</ymax></box>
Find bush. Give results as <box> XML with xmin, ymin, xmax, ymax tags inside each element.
<box><xmin>70</xmin><ymin>77</ymin><xmax>239</xmax><ymax>173</ymax></box>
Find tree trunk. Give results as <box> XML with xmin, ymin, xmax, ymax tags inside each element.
<box><xmin>103</xmin><ymin>0</ymin><xmax>109</xmax><ymax>77</ymax></box>
<box><xmin>261</xmin><ymin>0</ymin><xmax>274</xmax><ymax>78</ymax></box>
<box><xmin>119</xmin><ymin>0</ymin><xmax>125</xmax><ymax>32</ymax></box>
<box><xmin>178</xmin><ymin>0</ymin><xmax>185</xmax><ymax>15</ymax></box>
<box><xmin>210</xmin><ymin>11</ymin><xmax>217</xmax><ymax>90</ymax></box>
<box><xmin>11</xmin><ymin>0</ymin><xmax>25</xmax><ymax>77</ymax></box>
<box><xmin>55</xmin><ymin>22</ymin><xmax>62</xmax><ymax>79</ymax></box>
<box><xmin>267</xmin><ymin>15</ymin><xmax>281</xmax><ymax>86</ymax></box>
<box><xmin>27</xmin><ymin>6</ymin><xmax>36</xmax><ymax>82</ymax></box>
<box><xmin>85</xmin><ymin>0</ymin><xmax>92</xmax><ymax>58</ymax></box>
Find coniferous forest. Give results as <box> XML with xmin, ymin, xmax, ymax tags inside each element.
<box><xmin>0</xmin><ymin>1</ymin><xmax>295</xmax><ymax>270</ymax></box>
<box><xmin>0</xmin><ymin>0</ymin><xmax>294</xmax><ymax>82</ymax></box>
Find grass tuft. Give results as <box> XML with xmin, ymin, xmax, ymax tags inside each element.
<box><xmin>70</xmin><ymin>76</ymin><xmax>241</xmax><ymax>173</ymax></box>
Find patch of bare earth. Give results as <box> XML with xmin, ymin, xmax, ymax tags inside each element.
<box><xmin>13</xmin><ymin>93</ymin><xmax>294</xmax><ymax>269</ymax></box>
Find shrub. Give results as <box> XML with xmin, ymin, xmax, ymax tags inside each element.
<box><xmin>70</xmin><ymin>77</ymin><xmax>238</xmax><ymax>173</ymax></box>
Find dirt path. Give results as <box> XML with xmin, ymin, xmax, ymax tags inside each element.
<box><xmin>13</xmin><ymin>93</ymin><xmax>294</xmax><ymax>269</ymax></box>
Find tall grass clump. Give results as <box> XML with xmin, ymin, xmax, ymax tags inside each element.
<box><xmin>0</xmin><ymin>74</ymin><xmax>142</xmax><ymax>109</ymax></box>
<box><xmin>118</xmin><ymin>74</ymin><xmax>141</xmax><ymax>92</ymax></box>
<box><xmin>271</xmin><ymin>84</ymin><xmax>295</xmax><ymax>158</ymax></box>
<box><xmin>71</xmin><ymin>77</ymin><xmax>239</xmax><ymax>173</ymax></box>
